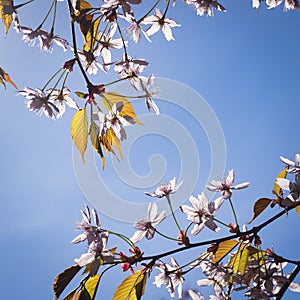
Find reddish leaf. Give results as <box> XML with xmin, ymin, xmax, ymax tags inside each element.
<box><xmin>53</xmin><ymin>265</ymin><xmax>82</xmax><ymax>299</ymax></box>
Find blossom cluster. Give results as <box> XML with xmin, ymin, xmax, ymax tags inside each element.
<box><xmin>57</xmin><ymin>154</ymin><xmax>300</xmax><ymax>299</ymax></box>
<box><xmin>11</xmin><ymin>0</ymin><xmax>297</xmax><ymax>121</ymax></box>
<box><xmin>71</xmin><ymin>205</ymin><xmax>114</xmax><ymax>267</ymax></box>
<box><xmin>18</xmin><ymin>87</ymin><xmax>78</xmax><ymax>119</ymax></box>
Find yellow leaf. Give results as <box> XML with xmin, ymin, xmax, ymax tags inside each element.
<box><xmin>0</xmin><ymin>0</ymin><xmax>14</xmax><ymax>34</ymax></box>
<box><xmin>249</xmin><ymin>247</ymin><xmax>267</xmax><ymax>265</ymax></box>
<box><xmin>71</xmin><ymin>109</ymin><xmax>88</xmax><ymax>163</ymax></box>
<box><xmin>99</xmin><ymin>134</ymin><xmax>111</xmax><ymax>153</ymax></box>
<box><xmin>212</xmin><ymin>240</ymin><xmax>239</xmax><ymax>264</ymax></box>
<box><xmin>1</xmin><ymin>13</ymin><xmax>12</xmax><ymax>34</ymax></box>
<box><xmin>248</xmin><ymin>198</ymin><xmax>272</xmax><ymax>224</ymax></box>
<box><xmin>0</xmin><ymin>67</ymin><xmax>18</xmax><ymax>89</ymax></box>
<box><xmin>83</xmin><ymin>19</ymin><xmax>99</xmax><ymax>53</ymax></box>
<box><xmin>79</xmin><ymin>0</ymin><xmax>93</xmax><ymax>10</ymax></box>
<box><xmin>228</xmin><ymin>243</ymin><xmax>249</xmax><ymax>275</ymax></box>
<box><xmin>0</xmin><ymin>76</ymin><xmax>5</xmax><ymax>89</ymax></box>
<box><xmin>89</xmin><ymin>122</ymin><xmax>105</xmax><ymax>169</ymax></box>
<box><xmin>109</xmin><ymin>247</ymin><xmax>118</xmax><ymax>254</ymax></box>
<box><xmin>105</xmin><ymin>128</ymin><xmax>123</xmax><ymax>159</ymax></box>
<box><xmin>62</xmin><ymin>289</ymin><xmax>78</xmax><ymax>300</ymax></box>
<box><xmin>53</xmin><ymin>265</ymin><xmax>82</xmax><ymax>299</ymax></box>
<box><xmin>84</xmin><ymin>274</ymin><xmax>101</xmax><ymax>300</ymax></box>
<box><xmin>113</xmin><ymin>269</ymin><xmax>147</xmax><ymax>300</ymax></box>
<box><xmin>273</xmin><ymin>166</ymin><xmax>288</xmax><ymax>197</ymax></box>
<box><xmin>75</xmin><ymin>289</ymin><xmax>83</xmax><ymax>300</ymax></box>
<box><xmin>296</xmin><ymin>205</ymin><xmax>300</xmax><ymax>216</ymax></box>
<box><xmin>102</xmin><ymin>92</ymin><xmax>143</xmax><ymax>125</ymax></box>
<box><xmin>75</xmin><ymin>0</ymin><xmax>94</xmax><ymax>50</ymax></box>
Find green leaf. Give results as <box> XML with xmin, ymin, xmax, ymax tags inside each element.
<box><xmin>71</xmin><ymin>109</ymin><xmax>88</xmax><ymax>163</ymax></box>
<box><xmin>113</xmin><ymin>269</ymin><xmax>147</xmax><ymax>300</ymax></box>
<box><xmin>248</xmin><ymin>198</ymin><xmax>272</xmax><ymax>224</ymax></box>
<box><xmin>53</xmin><ymin>265</ymin><xmax>82</xmax><ymax>299</ymax></box>
<box><xmin>273</xmin><ymin>166</ymin><xmax>288</xmax><ymax>197</ymax></box>
<box><xmin>212</xmin><ymin>240</ymin><xmax>239</xmax><ymax>264</ymax></box>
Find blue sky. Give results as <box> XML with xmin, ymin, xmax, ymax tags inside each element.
<box><xmin>1</xmin><ymin>1</ymin><xmax>300</xmax><ymax>299</ymax></box>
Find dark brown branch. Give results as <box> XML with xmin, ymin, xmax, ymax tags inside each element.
<box><xmin>141</xmin><ymin>202</ymin><xmax>300</xmax><ymax>262</ymax></box>
<box><xmin>66</xmin><ymin>0</ymin><xmax>92</xmax><ymax>90</ymax></box>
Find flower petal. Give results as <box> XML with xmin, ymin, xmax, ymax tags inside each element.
<box><xmin>232</xmin><ymin>182</ymin><xmax>250</xmax><ymax>190</ymax></box>
<box><xmin>131</xmin><ymin>230</ymin><xmax>146</xmax><ymax>243</ymax></box>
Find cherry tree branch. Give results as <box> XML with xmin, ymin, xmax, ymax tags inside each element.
<box><xmin>66</xmin><ymin>0</ymin><xmax>93</xmax><ymax>89</ymax></box>
<box><xmin>140</xmin><ymin>202</ymin><xmax>300</xmax><ymax>262</ymax></box>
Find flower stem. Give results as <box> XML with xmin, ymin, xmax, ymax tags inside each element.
<box><xmin>41</xmin><ymin>67</ymin><xmax>63</xmax><ymax>91</ymax></box>
<box><xmin>116</xmin><ymin>19</ymin><xmax>128</xmax><ymax>60</ymax></box>
<box><xmin>185</xmin><ymin>222</ymin><xmax>193</xmax><ymax>234</ymax></box>
<box><xmin>50</xmin><ymin>0</ymin><xmax>58</xmax><ymax>33</ymax></box>
<box><xmin>104</xmin><ymin>76</ymin><xmax>133</xmax><ymax>87</ymax></box>
<box><xmin>181</xmin><ymin>252</ymin><xmax>210</xmax><ymax>276</ymax></box>
<box><xmin>166</xmin><ymin>194</ymin><xmax>182</xmax><ymax>232</ymax></box>
<box><xmin>14</xmin><ymin>0</ymin><xmax>34</xmax><ymax>10</ymax></box>
<box><xmin>155</xmin><ymin>228</ymin><xmax>179</xmax><ymax>242</ymax></box>
<box><xmin>137</xmin><ymin>0</ymin><xmax>161</xmax><ymax>24</ymax></box>
<box><xmin>228</xmin><ymin>197</ymin><xmax>239</xmax><ymax>226</ymax></box>
<box><xmin>61</xmin><ymin>71</ymin><xmax>69</xmax><ymax>89</ymax></box>
<box><xmin>36</xmin><ymin>0</ymin><xmax>56</xmax><ymax>30</ymax></box>
<box><xmin>214</xmin><ymin>217</ymin><xmax>230</xmax><ymax>228</ymax></box>
<box><xmin>103</xmin><ymin>228</ymin><xmax>135</xmax><ymax>248</ymax></box>
<box><xmin>162</xmin><ymin>0</ymin><xmax>171</xmax><ymax>19</ymax></box>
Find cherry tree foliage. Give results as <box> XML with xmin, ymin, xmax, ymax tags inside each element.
<box><xmin>1</xmin><ymin>0</ymin><xmax>300</xmax><ymax>299</ymax></box>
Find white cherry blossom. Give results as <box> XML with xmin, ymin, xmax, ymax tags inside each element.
<box><xmin>207</xmin><ymin>169</ymin><xmax>250</xmax><ymax>199</ymax></box>
<box><xmin>145</xmin><ymin>177</ymin><xmax>183</xmax><ymax>198</ymax></box>
<box><xmin>18</xmin><ymin>87</ymin><xmax>58</xmax><ymax>119</ymax></box>
<box><xmin>94</xmin><ymin>23</ymin><xmax>126</xmax><ymax>71</ymax></box>
<box><xmin>154</xmin><ymin>257</ymin><xmax>184</xmax><ymax>299</ymax></box>
<box><xmin>48</xmin><ymin>88</ymin><xmax>78</xmax><ymax>118</ymax></box>
<box><xmin>180</xmin><ymin>193</ymin><xmax>224</xmax><ymax>234</ymax></box>
<box><xmin>130</xmin><ymin>203</ymin><xmax>166</xmax><ymax>243</ymax></box>
<box><xmin>142</xmin><ymin>8</ymin><xmax>181</xmax><ymax>41</ymax></box>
